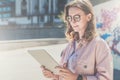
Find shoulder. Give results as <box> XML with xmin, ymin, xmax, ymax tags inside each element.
<box><xmin>88</xmin><ymin>36</ymin><xmax>110</xmax><ymax>52</ymax></box>
<box><xmin>97</xmin><ymin>36</ymin><xmax>109</xmax><ymax>46</ymax></box>
<box><xmin>91</xmin><ymin>36</ymin><xmax>110</xmax><ymax>53</ymax></box>
<box><xmin>92</xmin><ymin>36</ymin><xmax>108</xmax><ymax>46</ymax></box>
<box><xmin>92</xmin><ymin>36</ymin><xmax>105</xmax><ymax>43</ymax></box>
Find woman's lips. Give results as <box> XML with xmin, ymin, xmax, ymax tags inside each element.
<box><xmin>73</xmin><ymin>25</ymin><xmax>79</xmax><ymax>28</ymax></box>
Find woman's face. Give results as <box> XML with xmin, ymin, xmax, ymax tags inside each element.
<box><xmin>67</xmin><ymin>7</ymin><xmax>91</xmax><ymax>32</ymax></box>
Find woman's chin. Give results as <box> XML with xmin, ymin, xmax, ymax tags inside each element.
<box><xmin>74</xmin><ymin>29</ymin><xmax>79</xmax><ymax>32</ymax></box>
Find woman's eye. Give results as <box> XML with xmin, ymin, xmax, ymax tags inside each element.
<box><xmin>66</xmin><ymin>16</ymin><xmax>72</xmax><ymax>21</ymax></box>
<box><xmin>74</xmin><ymin>15</ymin><xmax>80</xmax><ymax>21</ymax></box>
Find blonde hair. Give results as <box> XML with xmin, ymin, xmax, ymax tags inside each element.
<box><xmin>64</xmin><ymin>0</ymin><xmax>97</xmax><ymax>42</ymax></box>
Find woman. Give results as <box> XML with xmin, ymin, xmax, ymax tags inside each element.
<box><xmin>41</xmin><ymin>0</ymin><xmax>113</xmax><ymax>80</ymax></box>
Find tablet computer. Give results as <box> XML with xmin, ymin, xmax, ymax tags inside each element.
<box><xmin>28</xmin><ymin>49</ymin><xmax>59</xmax><ymax>74</ymax></box>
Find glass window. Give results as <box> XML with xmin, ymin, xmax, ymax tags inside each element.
<box><xmin>0</xmin><ymin>8</ymin><xmax>2</xmax><ymax>12</ymax></box>
<box><xmin>0</xmin><ymin>0</ymin><xmax>65</xmax><ymax>41</ymax></box>
<box><xmin>3</xmin><ymin>14</ymin><xmax>10</xmax><ymax>18</ymax></box>
<box><xmin>6</xmin><ymin>7</ymin><xmax>11</xmax><ymax>11</ymax></box>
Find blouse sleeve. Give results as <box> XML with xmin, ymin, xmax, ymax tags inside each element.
<box><xmin>59</xmin><ymin>42</ymin><xmax>72</xmax><ymax>66</ymax></box>
<box><xmin>60</xmin><ymin>42</ymin><xmax>73</xmax><ymax>66</ymax></box>
<box><xmin>86</xmin><ymin>39</ymin><xmax>113</xmax><ymax>80</ymax></box>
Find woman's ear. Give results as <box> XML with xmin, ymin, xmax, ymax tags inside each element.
<box><xmin>87</xmin><ymin>13</ymin><xmax>92</xmax><ymax>21</ymax></box>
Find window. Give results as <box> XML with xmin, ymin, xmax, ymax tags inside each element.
<box><xmin>0</xmin><ymin>0</ymin><xmax>65</xmax><ymax>41</ymax></box>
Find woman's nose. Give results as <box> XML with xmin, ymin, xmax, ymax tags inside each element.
<box><xmin>72</xmin><ymin>19</ymin><xmax>77</xmax><ymax>23</ymax></box>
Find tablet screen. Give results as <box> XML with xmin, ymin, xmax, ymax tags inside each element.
<box><xmin>28</xmin><ymin>49</ymin><xmax>59</xmax><ymax>74</ymax></box>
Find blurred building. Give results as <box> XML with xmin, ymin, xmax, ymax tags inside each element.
<box><xmin>0</xmin><ymin>0</ymin><xmax>67</xmax><ymax>27</ymax></box>
<box><xmin>0</xmin><ymin>0</ymin><xmax>109</xmax><ymax>27</ymax></box>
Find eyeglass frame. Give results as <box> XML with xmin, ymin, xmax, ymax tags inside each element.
<box><xmin>66</xmin><ymin>14</ymin><xmax>81</xmax><ymax>22</ymax></box>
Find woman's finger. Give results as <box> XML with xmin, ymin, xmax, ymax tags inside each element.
<box><xmin>55</xmin><ymin>67</ymin><xmax>69</xmax><ymax>73</ymax></box>
<box><xmin>44</xmin><ymin>73</ymin><xmax>52</xmax><ymax>78</ymax></box>
<box><xmin>43</xmin><ymin>69</ymin><xmax>51</xmax><ymax>73</ymax></box>
<box><xmin>43</xmin><ymin>71</ymin><xmax>54</xmax><ymax>78</ymax></box>
<box><xmin>63</xmin><ymin>63</ymin><xmax>67</xmax><ymax>68</ymax></box>
<box><xmin>40</xmin><ymin>65</ymin><xmax>45</xmax><ymax>70</ymax></box>
<box><xmin>59</xmin><ymin>69</ymin><xmax>70</xmax><ymax>76</ymax></box>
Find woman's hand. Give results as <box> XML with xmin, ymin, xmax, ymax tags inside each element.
<box><xmin>55</xmin><ymin>63</ymin><xmax>78</xmax><ymax>80</ymax></box>
<box><xmin>40</xmin><ymin>65</ymin><xmax>55</xmax><ymax>78</ymax></box>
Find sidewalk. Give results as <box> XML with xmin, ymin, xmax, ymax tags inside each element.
<box><xmin>0</xmin><ymin>43</ymin><xmax>67</xmax><ymax>80</ymax></box>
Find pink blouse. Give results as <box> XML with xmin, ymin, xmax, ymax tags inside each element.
<box><xmin>60</xmin><ymin>36</ymin><xmax>113</xmax><ymax>80</ymax></box>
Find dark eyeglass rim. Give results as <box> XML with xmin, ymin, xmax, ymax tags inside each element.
<box><xmin>66</xmin><ymin>15</ymin><xmax>81</xmax><ymax>22</ymax></box>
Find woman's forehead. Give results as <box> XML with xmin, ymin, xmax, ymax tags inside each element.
<box><xmin>68</xmin><ymin>7</ymin><xmax>85</xmax><ymax>15</ymax></box>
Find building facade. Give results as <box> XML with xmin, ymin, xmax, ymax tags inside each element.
<box><xmin>0</xmin><ymin>0</ymin><xmax>68</xmax><ymax>27</ymax></box>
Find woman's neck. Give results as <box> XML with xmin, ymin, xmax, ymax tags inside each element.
<box><xmin>78</xmin><ymin>30</ymin><xmax>85</xmax><ymax>40</ymax></box>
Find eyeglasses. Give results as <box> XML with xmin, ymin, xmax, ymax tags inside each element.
<box><xmin>66</xmin><ymin>15</ymin><xmax>81</xmax><ymax>22</ymax></box>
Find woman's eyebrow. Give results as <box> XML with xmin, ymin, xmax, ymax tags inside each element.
<box><xmin>68</xmin><ymin>13</ymin><xmax>81</xmax><ymax>16</ymax></box>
